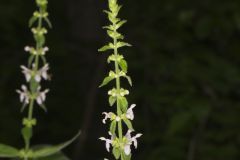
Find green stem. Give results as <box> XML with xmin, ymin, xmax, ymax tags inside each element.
<box><xmin>25</xmin><ymin>99</ymin><xmax>34</xmax><ymax>151</ymax></box>
<box><xmin>113</xmin><ymin>28</ymin><xmax>124</xmax><ymax>159</ymax></box>
<box><xmin>27</xmin><ymin>99</ymin><xmax>34</xmax><ymax>123</ymax></box>
<box><xmin>23</xmin><ymin>7</ymin><xmax>44</xmax><ymax>158</ymax></box>
<box><xmin>121</xmin><ymin>155</ymin><xmax>124</xmax><ymax>160</ymax></box>
<box><xmin>35</xmin><ymin>8</ymin><xmax>43</xmax><ymax>69</ymax></box>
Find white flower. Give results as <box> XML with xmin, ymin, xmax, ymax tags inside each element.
<box><xmin>24</xmin><ymin>46</ymin><xmax>31</xmax><ymax>52</ymax></box>
<box><xmin>16</xmin><ymin>85</ymin><xmax>30</xmax><ymax>104</ymax></box>
<box><xmin>21</xmin><ymin>64</ymin><xmax>49</xmax><ymax>82</ymax></box>
<box><xmin>25</xmin><ymin>46</ymin><xmax>37</xmax><ymax>55</ymax></box>
<box><xmin>124</xmin><ymin>143</ymin><xmax>131</xmax><ymax>155</ymax></box>
<box><xmin>126</xmin><ymin>104</ymin><xmax>136</xmax><ymax>120</ymax></box>
<box><xmin>21</xmin><ymin>65</ymin><xmax>32</xmax><ymax>82</ymax></box>
<box><xmin>102</xmin><ymin>112</ymin><xmax>111</xmax><ymax>124</ymax></box>
<box><xmin>102</xmin><ymin>112</ymin><xmax>120</xmax><ymax>124</ymax></box>
<box><xmin>99</xmin><ymin>132</ymin><xmax>114</xmax><ymax>152</ymax></box>
<box><xmin>124</xmin><ymin>130</ymin><xmax>142</xmax><ymax>155</ymax></box>
<box><xmin>42</xmin><ymin>47</ymin><xmax>49</xmax><ymax>55</ymax></box>
<box><xmin>24</xmin><ymin>46</ymin><xmax>49</xmax><ymax>55</ymax></box>
<box><xmin>120</xmin><ymin>89</ymin><xmax>129</xmax><ymax>97</ymax></box>
<box><xmin>38</xmin><ymin>64</ymin><xmax>49</xmax><ymax>81</ymax></box>
<box><xmin>36</xmin><ymin>87</ymin><xmax>49</xmax><ymax>105</ymax></box>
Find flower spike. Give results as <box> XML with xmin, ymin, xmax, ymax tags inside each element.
<box><xmin>98</xmin><ymin>0</ymin><xmax>142</xmax><ymax>159</ymax></box>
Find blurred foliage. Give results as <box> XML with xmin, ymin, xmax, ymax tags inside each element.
<box><xmin>0</xmin><ymin>0</ymin><xmax>240</xmax><ymax>160</ymax></box>
<box><xmin>124</xmin><ymin>0</ymin><xmax>240</xmax><ymax>159</ymax></box>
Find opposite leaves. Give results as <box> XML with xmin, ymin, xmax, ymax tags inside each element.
<box><xmin>32</xmin><ymin>131</ymin><xmax>81</xmax><ymax>158</ymax></box>
<box><xmin>0</xmin><ymin>144</ymin><xmax>19</xmax><ymax>158</ymax></box>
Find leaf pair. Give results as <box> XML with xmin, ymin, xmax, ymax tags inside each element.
<box><xmin>98</xmin><ymin>42</ymin><xmax>131</xmax><ymax>52</ymax></box>
<box><xmin>0</xmin><ymin>131</ymin><xmax>81</xmax><ymax>159</ymax></box>
<box><xmin>99</xmin><ymin>74</ymin><xmax>132</xmax><ymax>88</ymax></box>
<box><xmin>108</xmin><ymin>95</ymin><xmax>128</xmax><ymax>112</ymax></box>
<box><xmin>29</xmin><ymin>13</ymin><xmax>52</xmax><ymax>28</ymax></box>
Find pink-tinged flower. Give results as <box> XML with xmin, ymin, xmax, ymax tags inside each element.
<box><xmin>38</xmin><ymin>64</ymin><xmax>49</xmax><ymax>81</ymax></box>
<box><xmin>99</xmin><ymin>132</ymin><xmax>114</xmax><ymax>152</ymax></box>
<box><xmin>16</xmin><ymin>85</ymin><xmax>30</xmax><ymax>105</ymax></box>
<box><xmin>21</xmin><ymin>64</ymin><xmax>49</xmax><ymax>82</ymax></box>
<box><xmin>126</xmin><ymin>104</ymin><xmax>136</xmax><ymax>120</ymax></box>
<box><xmin>36</xmin><ymin>87</ymin><xmax>49</xmax><ymax>105</ymax></box>
<box><xmin>21</xmin><ymin>66</ymin><xmax>32</xmax><ymax>82</ymax></box>
<box><xmin>124</xmin><ymin>130</ymin><xmax>142</xmax><ymax>155</ymax></box>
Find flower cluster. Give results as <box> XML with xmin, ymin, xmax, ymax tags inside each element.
<box><xmin>20</xmin><ymin>64</ymin><xmax>49</xmax><ymax>82</ymax></box>
<box><xmin>17</xmin><ymin>0</ymin><xmax>51</xmax><ymax>113</ymax></box>
<box><xmin>98</xmin><ymin>0</ymin><xmax>142</xmax><ymax>159</ymax></box>
<box><xmin>100</xmin><ymin>130</ymin><xmax>142</xmax><ymax>156</ymax></box>
<box><xmin>17</xmin><ymin>85</ymin><xmax>49</xmax><ymax>106</ymax></box>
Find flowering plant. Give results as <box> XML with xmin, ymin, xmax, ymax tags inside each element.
<box><xmin>98</xmin><ymin>0</ymin><xmax>142</xmax><ymax>159</ymax></box>
<box><xmin>0</xmin><ymin>0</ymin><xmax>79</xmax><ymax>159</ymax></box>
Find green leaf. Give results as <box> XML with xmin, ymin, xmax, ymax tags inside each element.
<box><xmin>98</xmin><ymin>43</ymin><xmax>114</xmax><ymax>52</ymax></box>
<box><xmin>112</xmin><ymin>147</ymin><xmax>121</xmax><ymax>159</ymax></box>
<box><xmin>21</xmin><ymin>127</ymin><xmax>32</xmax><ymax>146</ymax></box>
<box><xmin>0</xmin><ymin>144</ymin><xmax>19</xmax><ymax>158</ymax></box>
<box><xmin>103</xmin><ymin>10</ymin><xmax>111</xmax><ymax>15</ymax></box>
<box><xmin>35</xmin><ymin>152</ymin><xmax>70</xmax><ymax>160</ymax></box>
<box><xmin>109</xmin><ymin>96</ymin><xmax>117</xmax><ymax>106</ymax></box>
<box><xmin>39</xmin><ymin>104</ymin><xmax>47</xmax><ymax>112</ymax></box>
<box><xmin>103</xmin><ymin>25</ymin><xmax>114</xmax><ymax>31</ymax></box>
<box><xmin>29</xmin><ymin>16</ymin><xmax>38</xmax><ymax>27</ymax></box>
<box><xmin>21</xmin><ymin>103</ymin><xmax>28</xmax><ymax>112</ymax></box>
<box><xmin>116</xmin><ymin>42</ymin><xmax>132</xmax><ymax>49</ymax></box>
<box><xmin>32</xmin><ymin>131</ymin><xmax>81</xmax><ymax>158</ymax></box>
<box><xmin>109</xmin><ymin>5</ymin><xmax>122</xmax><ymax>16</ymax></box>
<box><xmin>116</xmin><ymin>20</ymin><xmax>127</xmax><ymax>30</ymax></box>
<box><xmin>125</xmin><ymin>76</ymin><xmax>132</xmax><ymax>86</ymax></box>
<box><xmin>106</xmin><ymin>12</ymin><xmax>120</xmax><ymax>24</ymax></box>
<box><xmin>119</xmin><ymin>59</ymin><xmax>127</xmax><ymax>72</ymax></box>
<box><xmin>107</xmin><ymin>30</ymin><xmax>115</xmax><ymax>38</ymax></box>
<box><xmin>118</xmin><ymin>97</ymin><xmax>128</xmax><ymax>112</ymax></box>
<box><xmin>28</xmin><ymin>55</ymin><xmax>35</xmax><ymax>67</ymax></box>
<box><xmin>28</xmin><ymin>145</ymin><xmax>70</xmax><ymax>160</ymax></box>
<box><xmin>41</xmin><ymin>56</ymin><xmax>47</xmax><ymax>65</ymax></box>
<box><xmin>123</xmin><ymin>119</ymin><xmax>134</xmax><ymax>131</ymax></box>
<box><xmin>110</xmin><ymin>121</ymin><xmax>117</xmax><ymax>134</ymax></box>
<box><xmin>44</xmin><ymin>17</ymin><xmax>52</xmax><ymax>28</ymax></box>
<box><xmin>107</xmin><ymin>30</ymin><xmax>123</xmax><ymax>39</ymax></box>
<box><xmin>99</xmin><ymin>76</ymin><xmax>114</xmax><ymax>88</ymax></box>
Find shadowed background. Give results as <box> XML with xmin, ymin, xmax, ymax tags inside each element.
<box><xmin>0</xmin><ymin>0</ymin><xmax>240</xmax><ymax>159</ymax></box>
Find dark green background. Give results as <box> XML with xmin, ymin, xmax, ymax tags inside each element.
<box><xmin>0</xmin><ymin>0</ymin><xmax>240</xmax><ymax>159</ymax></box>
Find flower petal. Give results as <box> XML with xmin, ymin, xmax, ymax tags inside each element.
<box><xmin>124</xmin><ymin>144</ymin><xmax>131</xmax><ymax>155</ymax></box>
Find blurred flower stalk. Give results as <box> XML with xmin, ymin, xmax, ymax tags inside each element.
<box><xmin>17</xmin><ymin>0</ymin><xmax>52</xmax><ymax>155</ymax></box>
<box><xmin>0</xmin><ymin>0</ymin><xmax>80</xmax><ymax>159</ymax></box>
<box><xmin>98</xmin><ymin>0</ymin><xmax>142</xmax><ymax>159</ymax></box>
